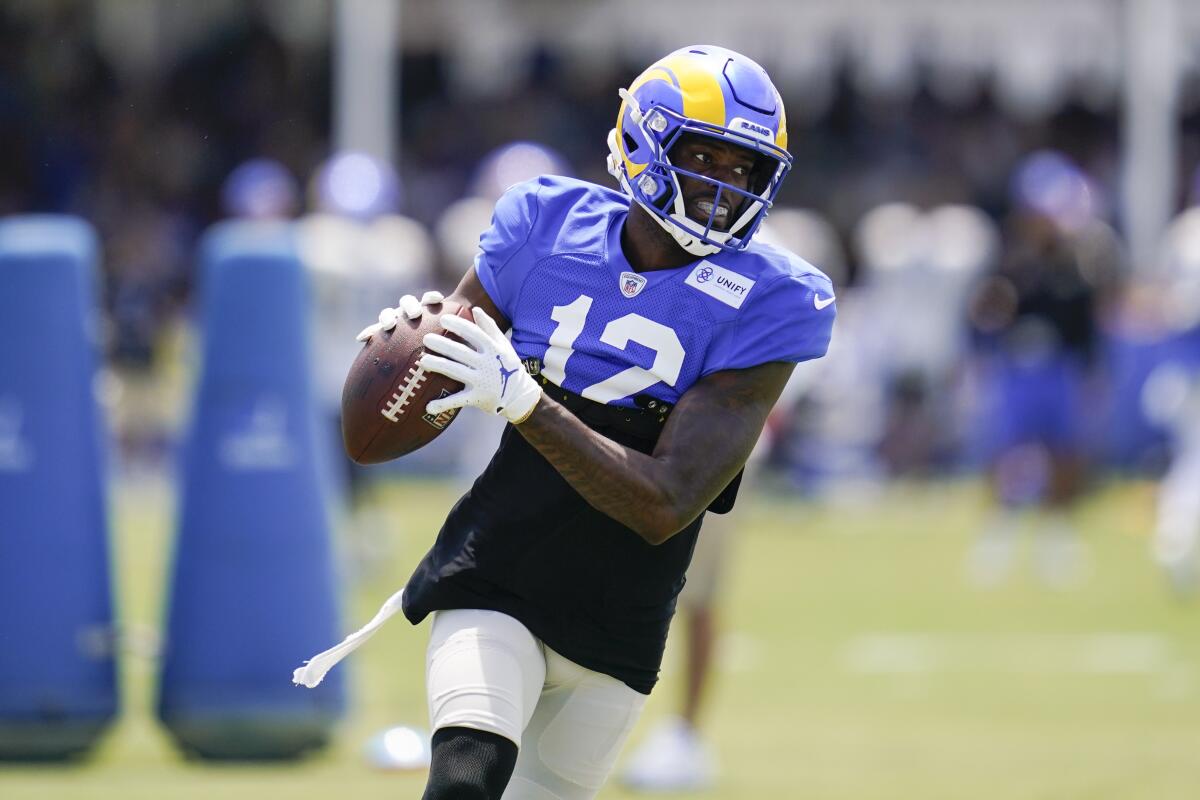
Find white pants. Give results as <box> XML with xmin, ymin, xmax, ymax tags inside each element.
<box><xmin>1155</xmin><ymin>444</ymin><xmax>1200</xmax><ymax>567</ymax></box>
<box><xmin>427</xmin><ymin>609</ymin><xmax>647</xmax><ymax>800</ymax></box>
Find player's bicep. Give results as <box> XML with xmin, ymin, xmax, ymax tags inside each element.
<box><xmin>447</xmin><ymin>266</ymin><xmax>511</xmax><ymax>332</ymax></box>
<box><xmin>654</xmin><ymin>360</ymin><xmax>795</xmax><ymax>512</ymax></box>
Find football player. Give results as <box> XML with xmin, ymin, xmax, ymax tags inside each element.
<box><xmin>966</xmin><ymin>204</ymin><xmax>1104</xmax><ymax>587</ymax></box>
<box><xmin>1145</xmin><ymin>206</ymin><xmax>1200</xmax><ymax>594</ymax></box>
<box><xmin>352</xmin><ymin>46</ymin><xmax>834</xmax><ymax>799</ymax></box>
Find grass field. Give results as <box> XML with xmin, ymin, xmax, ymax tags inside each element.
<box><xmin>3</xmin><ymin>477</ymin><xmax>1198</xmax><ymax>799</ymax></box>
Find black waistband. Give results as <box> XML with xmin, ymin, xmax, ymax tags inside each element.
<box><xmin>534</xmin><ymin>374</ymin><xmax>672</xmax><ymax>442</ymax></box>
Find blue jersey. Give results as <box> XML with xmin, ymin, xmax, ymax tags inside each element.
<box><xmin>402</xmin><ymin>176</ymin><xmax>834</xmax><ymax>693</ymax></box>
<box><xmin>475</xmin><ymin>176</ymin><xmax>834</xmax><ymax>407</ymax></box>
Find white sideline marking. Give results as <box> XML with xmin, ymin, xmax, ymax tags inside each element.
<box><xmin>844</xmin><ymin>633</ymin><xmax>1174</xmax><ymax>675</ymax></box>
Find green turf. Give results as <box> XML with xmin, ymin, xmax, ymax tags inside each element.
<box><xmin>2</xmin><ymin>478</ymin><xmax>1197</xmax><ymax>799</ymax></box>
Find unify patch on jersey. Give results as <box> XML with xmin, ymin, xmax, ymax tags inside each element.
<box><xmin>683</xmin><ymin>261</ymin><xmax>755</xmax><ymax>309</ymax></box>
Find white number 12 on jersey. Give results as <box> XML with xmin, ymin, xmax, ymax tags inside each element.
<box><xmin>540</xmin><ymin>294</ymin><xmax>684</xmax><ymax>403</ymax></box>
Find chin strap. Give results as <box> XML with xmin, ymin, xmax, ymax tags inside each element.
<box><xmin>618</xmin><ymin>87</ymin><xmax>644</xmax><ymax>124</ymax></box>
<box><xmin>656</xmin><ymin>207</ymin><xmax>722</xmax><ymax>257</ymax></box>
<box><xmin>606</xmin><ymin>129</ymin><xmax>623</xmax><ymax>181</ymax></box>
<box><xmin>292</xmin><ymin>587</ymin><xmax>406</xmax><ymax>688</ymax></box>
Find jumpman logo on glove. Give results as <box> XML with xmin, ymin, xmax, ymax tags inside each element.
<box><xmin>417</xmin><ymin>306</ymin><xmax>543</xmax><ymax>424</ymax></box>
<box><xmin>496</xmin><ymin>356</ymin><xmax>518</xmax><ymax>398</ymax></box>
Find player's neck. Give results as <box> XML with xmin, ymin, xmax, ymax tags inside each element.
<box><xmin>621</xmin><ymin>205</ymin><xmax>697</xmax><ymax>273</ymax></box>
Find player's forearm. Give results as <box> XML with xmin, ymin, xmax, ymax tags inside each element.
<box><xmin>515</xmin><ymin>396</ymin><xmax>698</xmax><ymax>544</ymax></box>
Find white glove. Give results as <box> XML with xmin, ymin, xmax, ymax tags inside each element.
<box><xmin>355</xmin><ymin>290</ymin><xmax>445</xmax><ymax>341</ymax></box>
<box><xmin>419</xmin><ymin>307</ymin><xmax>543</xmax><ymax>424</ymax></box>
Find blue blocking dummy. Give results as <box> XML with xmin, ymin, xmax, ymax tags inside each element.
<box><xmin>158</xmin><ymin>221</ymin><xmax>344</xmax><ymax>759</ymax></box>
<box><xmin>0</xmin><ymin>216</ymin><xmax>117</xmax><ymax>760</ymax></box>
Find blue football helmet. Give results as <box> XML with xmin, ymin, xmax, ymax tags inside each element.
<box><xmin>607</xmin><ymin>45</ymin><xmax>792</xmax><ymax>257</ymax></box>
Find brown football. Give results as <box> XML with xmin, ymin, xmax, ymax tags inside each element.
<box><xmin>341</xmin><ymin>303</ymin><xmax>469</xmax><ymax>464</ymax></box>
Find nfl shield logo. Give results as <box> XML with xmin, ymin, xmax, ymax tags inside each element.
<box><xmin>620</xmin><ymin>271</ymin><xmax>647</xmax><ymax>298</ymax></box>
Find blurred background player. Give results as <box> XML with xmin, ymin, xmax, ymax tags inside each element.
<box><xmin>852</xmin><ymin>202</ymin><xmax>998</xmax><ymax>476</ymax></box>
<box><xmin>1143</xmin><ymin>204</ymin><xmax>1200</xmax><ymax>594</ymax></box>
<box><xmin>297</xmin><ymin>151</ymin><xmax>442</xmax><ymax>769</ymax></box>
<box><xmin>433</xmin><ymin>141</ymin><xmax>574</xmax><ymax>485</ymax></box>
<box><xmin>298</xmin><ymin>151</ymin><xmax>434</xmax><ymax>528</ymax></box>
<box><xmin>964</xmin><ymin>152</ymin><xmax>1117</xmax><ymax>587</ymax></box>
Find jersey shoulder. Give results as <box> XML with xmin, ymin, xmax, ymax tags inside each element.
<box><xmin>522</xmin><ymin>174</ymin><xmax>627</xmax><ymax>210</ymax></box>
<box><xmin>736</xmin><ymin>239</ymin><xmax>836</xmax><ymax>300</ymax></box>
<box><xmin>517</xmin><ymin>175</ymin><xmax>627</xmax><ymax>255</ymax></box>
<box><xmin>476</xmin><ymin>176</ymin><xmax>626</xmax><ymax>315</ymax></box>
<box><xmin>701</xmin><ymin>240</ymin><xmax>836</xmax><ymax>372</ymax></box>
<box><xmin>499</xmin><ymin>175</ymin><xmax>626</xmax><ymax>237</ymax></box>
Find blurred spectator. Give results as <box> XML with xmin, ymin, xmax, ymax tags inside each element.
<box><xmin>221</xmin><ymin>158</ymin><xmax>299</xmax><ymax>219</ymax></box>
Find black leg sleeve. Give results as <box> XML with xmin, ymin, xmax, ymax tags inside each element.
<box><xmin>421</xmin><ymin>726</ymin><xmax>519</xmax><ymax>800</ymax></box>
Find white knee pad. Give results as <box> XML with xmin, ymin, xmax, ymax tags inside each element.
<box><xmin>426</xmin><ymin>609</ymin><xmax>547</xmax><ymax>747</ymax></box>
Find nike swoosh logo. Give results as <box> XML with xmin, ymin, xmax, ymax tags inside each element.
<box><xmin>814</xmin><ymin>294</ymin><xmax>836</xmax><ymax>310</ymax></box>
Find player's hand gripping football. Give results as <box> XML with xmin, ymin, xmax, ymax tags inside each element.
<box><xmin>354</xmin><ymin>290</ymin><xmax>446</xmax><ymax>341</ymax></box>
<box><xmin>418</xmin><ymin>307</ymin><xmax>542</xmax><ymax>424</ymax></box>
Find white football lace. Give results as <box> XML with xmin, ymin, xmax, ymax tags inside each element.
<box><xmin>380</xmin><ymin>364</ymin><xmax>428</xmax><ymax>422</ymax></box>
